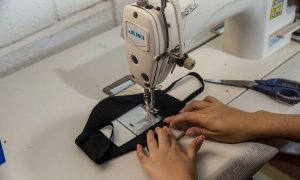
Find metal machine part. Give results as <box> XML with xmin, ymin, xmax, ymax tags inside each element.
<box><xmin>143</xmin><ymin>89</ymin><xmax>157</xmax><ymax>114</ymax></box>
<box><xmin>100</xmin><ymin>105</ymin><xmax>162</xmax><ymax>147</ymax></box>
<box><xmin>103</xmin><ymin>75</ymin><xmax>135</xmax><ymax>96</ymax></box>
<box><xmin>118</xmin><ymin>104</ymin><xmax>162</xmax><ymax>135</ymax></box>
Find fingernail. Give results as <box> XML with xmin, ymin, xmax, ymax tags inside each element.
<box><xmin>137</xmin><ymin>144</ymin><xmax>142</xmax><ymax>149</ymax></box>
<box><xmin>164</xmin><ymin>118</ymin><xmax>170</xmax><ymax>123</ymax></box>
<box><xmin>196</xmin><ymin>136</ymin><xmax>204</xmax><ymax>144</ymax></box>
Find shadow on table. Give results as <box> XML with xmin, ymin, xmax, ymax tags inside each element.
<box><xmin>57</xmin><ymin>47</ymin><xmax>129</xmax><ymax>100</ymax></box>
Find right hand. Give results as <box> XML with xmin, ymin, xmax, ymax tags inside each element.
<box><xmin>165</xmin><ymin>96</ymin><xmax>263</xmax><ymax>143</ymax></box>
<box><xmin>136</xmin><ymin>127</ymin><xmax>204</xmax><ymax>180</ymax></box>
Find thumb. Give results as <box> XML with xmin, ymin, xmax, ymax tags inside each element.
<box><xmin>186</xmin><ymin>126</ymin><xmax>203</xmax><ymax>137</ymax></box>
<box><xmin>187</xmin><ymin>135</ymin><xmax>205</xmax><ymax>161</ymax></box>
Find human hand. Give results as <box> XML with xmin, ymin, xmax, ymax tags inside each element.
<box><xmin>165</xmin><ymin>96</ymin><xmax>263</xmax><ymax>143</ymax></box>
<box><xmin>136</xmin><ymin>127</ymin><xmax>205</xmax><ymax>180</ymax></box>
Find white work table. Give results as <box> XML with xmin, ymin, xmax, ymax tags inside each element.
<box><xmin>0</xmin><ymin>26</ymin><xmax>300</xmax><ymax>180</ymax></box>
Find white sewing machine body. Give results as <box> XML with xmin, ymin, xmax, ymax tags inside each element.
<box><xmin>122</xmin><ymin>0</ymin><xmax>297</xmax><ymax>92</ymax></box>
<box><xmin>1</xmin><ymin>2</ymin><xmax>300</xmax><ymax>179</ymax></box>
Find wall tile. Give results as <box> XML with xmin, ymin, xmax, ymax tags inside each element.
<box><xmin>54</xmin><ymin>0</ymin><xmax>104</xmax><ymax>19</ymax></box>
<box><xmin>112</xmin><ymin>0</ymin><xmax>135</xmax><ymax>23</ymax></box>
<box><xmin>0</xmin><ymin>0</ymin><xmax>56</xmax><ymax>48</ymax></box>
<box><xmin>0</xmin><ymin>1</ymin><xmax>113</xmax><ymax>78</ymax></box>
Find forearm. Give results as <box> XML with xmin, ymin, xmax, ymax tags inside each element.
<box><xmin>254</xmin><ymin>111</ymin><xmax>300</xmax><ymax>142</ymax></box>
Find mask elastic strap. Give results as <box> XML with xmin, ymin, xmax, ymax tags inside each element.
<box><xmin>163</xmin><ymin>72</ymin><xmax>205</xmax><ymax>103</ymax></box>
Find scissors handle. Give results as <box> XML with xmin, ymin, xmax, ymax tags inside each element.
<box><xmin>252</xmin><ymin>84</ymin><xmax>300</xmax><ymax>105</ymax></box>
<box><xmin>255</xmin><ymin>78</ymin><xmax>300</xmax><ymax>90</ymax></box>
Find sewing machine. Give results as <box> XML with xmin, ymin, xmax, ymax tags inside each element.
<box><xmin>122</xmin><ymin>0</ymin><xmax>299</xmax><ymax>113</ymax></box>
<box><xmin>2</xmin><ymin>1</ymin><xmax>300</xmax><ymax>179</ymax></box>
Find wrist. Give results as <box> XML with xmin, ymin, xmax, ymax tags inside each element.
<box><xmin>251</xmin><ymin>110</ymin><xmax>282</xmax><ymax>139</ymax></box>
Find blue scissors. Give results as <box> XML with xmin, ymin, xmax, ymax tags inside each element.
<box><xmin>205</xmin><ymin>78</ymin><xmax>300</xmax><ymax>105</ymax></box>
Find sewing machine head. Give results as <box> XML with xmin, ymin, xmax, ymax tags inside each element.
<box><xmin>121</xmin><ymin>0</ymin><xmax>195</xmax><ymax>112</ymax></box>
<box><xmin>121</xmin><ymin>0</ymin><xmax>298</xmax><ymax>112</ymax></box>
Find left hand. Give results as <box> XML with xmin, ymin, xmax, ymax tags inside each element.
<box><xmin>165</xmin><ymin>96</ymin><xmax>260</xmax><ymax>143</ymax></box>
<box><xmin>136</xmin><ymin>127</ymin><xmax>205</xmax><ymax>180</ymax></box>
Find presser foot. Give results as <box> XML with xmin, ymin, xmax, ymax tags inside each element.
<box><xmin>144</xmin><ymin>104</ymin><xmax>158</xmax><ymax>115</ymax></box>
<box><xmin>118</xmin><ymin>105</ymin><xmax>162</xmax><ymax>136</ymax></box>
<box><xmin>143</xmin><ymin>89</ymin><xmax>158</xmax><ymax>115</ymax></box>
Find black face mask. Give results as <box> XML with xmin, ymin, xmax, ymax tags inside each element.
<box><xmin>75</xmin><ymin>72</ymin><xmax>205</xmax><ymax>164</ymax></box>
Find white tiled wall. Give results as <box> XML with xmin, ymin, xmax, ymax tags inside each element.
<box><xmin>0</xmin><ymin>0</ymin><xmax>134</xmax><ymax>78</ymax></box>
<box><xmin>0</xmin><ymin>0</ymin><xmax>56</xmax><ymax>48</ymax></box>
<box><xmin>112</xmin><ymin>0</ymin><xmax>135</xmax><ymax>23</ymax></box>
<box><xmin>54</xmin><ymin>0</ymin><xmax>104</xmax><ymax>19</ymax></box>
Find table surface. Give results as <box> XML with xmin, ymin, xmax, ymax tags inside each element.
<box><xmin>0</xmin><ymin>26</ymin><xmax>299</xmax><ymax>180</ymax></box>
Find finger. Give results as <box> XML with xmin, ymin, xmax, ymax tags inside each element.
<box><xmin>168</xmin><ymin>112</ymin><xmax>207</xmax><ymax>128</ymax></box>
<box><xmin>187</xmin><ymin>135</ymin><xmax>205</xmax><ymax>161</ymax></box>
<box><xmin>186</xmin><ymin>126</ymin><xmax>203</xmax><ymax>137</ymax></box>
<box><xmin>155</xmin><ymin>127</ymin><xmax>171</xmax><ymax>148</ymax></box>
<box><xmin>147</xmin><ymin>130</ymin><xmax>158</xmax><ymax>152</ymax></box>
<box><xmin>203</xmin><ymin>95</ymin><xmax>222</xmax><ymax>104</ymax></box>
<box><xmin>186</xmin><ymin>126</ymin><xmax>217</xmax><ymax>138</ymax></box>
<box><xmin>136</xmin><ymin>144</ymin><xmax>148</xmax><ymax>165</ymax></box>
<box><xmin>184</xmin><ymin>100</ymin><xmax>211</xmax><ymax>112</ymax></box>
<box><xmin>164</xmin><ymin>126</ymin><xmax>177</xmax><ymax>145</ymax></box>
<box><xmin>164</xmin><ymin>117</ymin><xmax>172</xmax><ymax>123</ymax></box>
